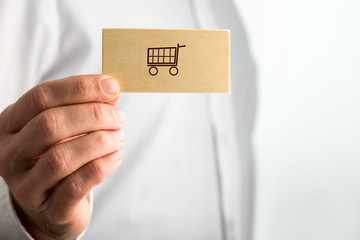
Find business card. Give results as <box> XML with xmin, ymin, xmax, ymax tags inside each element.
<box><xmin>102</xmin><ymin>28</ymin><xmax>230</xmax><ymax>93</ymax></box>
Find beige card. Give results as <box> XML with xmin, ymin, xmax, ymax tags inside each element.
<box><xmin>102</xmin><ymin>28</ymin><xmax>230</xmax><ymax>93</ymax></box>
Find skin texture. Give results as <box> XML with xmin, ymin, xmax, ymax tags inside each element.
<box><xmin>0</xmin><ymin>75</ymin><xmax>125</xmax><ymax>240</ymax></box>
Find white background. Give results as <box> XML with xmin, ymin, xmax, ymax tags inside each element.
<box><xmin>233</xmin><ymin>0</ymin><xmax>360</xmax><ymax>239</ymax></box>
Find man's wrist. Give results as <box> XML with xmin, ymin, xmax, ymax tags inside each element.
<box><xmin>11</xmin><ymin>194</ymin><xmax>67</xmax><ymax>240</ymax></box>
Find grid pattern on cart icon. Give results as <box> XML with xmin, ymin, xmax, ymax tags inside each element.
<box><xmin>148</xmin><ymin>48</ymin><xmax>176</xmax><ymax>65</ymax></box>
<box><xmin>147</xmin><ymin>43</ymin><xmax>186</xmax><ymax>76</ymax></box>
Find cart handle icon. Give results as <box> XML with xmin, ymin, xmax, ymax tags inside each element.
<box><xmin>147</xmin><ymin>43</ymin><xmax>186</xmax><ymax>76</ymax></box>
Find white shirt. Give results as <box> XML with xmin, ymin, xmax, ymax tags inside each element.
<box><xmin>0</xmin><ymin>0</ymin><xmax>256</xmax><ymax>239</ymax></box>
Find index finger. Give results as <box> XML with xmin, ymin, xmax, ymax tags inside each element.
<box><xmin>4</xmin><ymin>74</ymin><xmax>120</xmax><ymax>133</ymax></box>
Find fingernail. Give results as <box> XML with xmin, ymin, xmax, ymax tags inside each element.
<box><xmin>100</xmin><ymin>78</ymin><xmax>119</xmax><ymax>96</ymax></box>
<box><xmin>109</xmin><ymin>150</ymin><xmax>122</xmax><ymax>161</ymax></box>
<box><xmin>113</xmin><ymin>130</ymin><xmax>125</xmax><ymax>141</ymax></box>
<box><xmin>113</xmin><ymin>109</ymin><xmax>125</xmax><ymax>125</ymax></box>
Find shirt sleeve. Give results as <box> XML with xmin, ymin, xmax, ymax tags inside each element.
<box><xmin>0</xmin><ymin>177</ymin><xmax>93</xmax><ymax>240</ymax></box>
<box><xmin>0</xmin><ymin>177</ymin><xmax>33</xmax><ymax>239</ymax></box>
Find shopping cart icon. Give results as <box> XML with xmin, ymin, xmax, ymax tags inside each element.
<box><xmin>147</xmin><ymin>43</ymin><xmax>186</xmax><ymax>76</ymax></box>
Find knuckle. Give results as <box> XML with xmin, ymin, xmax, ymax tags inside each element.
<box><xmin>93</xmin><ymin>132</ymin><xmax>109</xmax><ymax>150</ymax></box>
<box><xmin>90</xmin><ymin>103</ymin><xmax>104</xmax><ymax>124</ymax></box>
<box><xmin>31</xmin><ymin>84</ymin><xmax>51</xmax><ymax>110</ymax></box>
<box><xmin>0</xmin><ymin>144</ymin><xmax>20</xmax><ymax>185</ymax></box>
<box><xmin>46</xmin><ymin>145</ymin><xmax>69</xmax><ymax>174</ymax></box>
<box><xmin>73</xmin><ymin>76</ymin><xmax>91</xmax><ymax>98</ymax></box>
<box><xmin>64</xmin><ymin>176</ymin><xmax>83</xmax><ymax>198</ymax></box>
<box><xmin>34</xmin><ymin>110</ymin><xmax>59</xmax><ymax>137</ymax></box>
<box><xmin>91</xmin><ymin>161</ymin><xmax>106</xmax><ymax>185</ymax></box>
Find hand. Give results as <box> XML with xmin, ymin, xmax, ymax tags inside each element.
<box><xmin>0</xmin><ymin>75</ymin><xmax>125</xmax><ymax>239</ymax></box>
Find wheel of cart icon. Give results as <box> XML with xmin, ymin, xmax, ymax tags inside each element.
<box><xmin>147</xmin><ymin>43</ymin><xmax>186</xmax><ymax>76</ymax></box>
